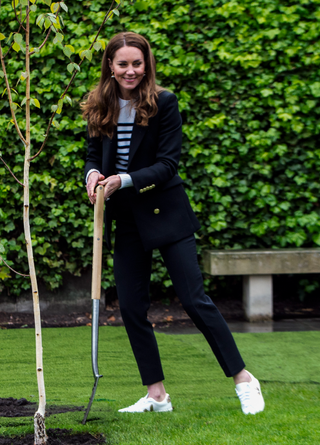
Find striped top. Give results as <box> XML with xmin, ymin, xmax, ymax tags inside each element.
<box><xmin>116</xmin><ymin>98</ymin><xmax>136</xmax><ymax>174</ymax></box>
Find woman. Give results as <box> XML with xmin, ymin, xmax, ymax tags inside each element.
<box><xmin>83</xmin><ymin>32</ymin><xmax>264</xmax><ymax>415</ymax></box>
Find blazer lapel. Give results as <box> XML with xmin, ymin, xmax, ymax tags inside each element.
<box><xmin>128</xmin><ymin>123</ymin><xmax>147</xmax><ymax>168</ymax></box>
<box><xmin>102</xmin><ymin>131</ymin><xmax>117</xmax><ymax>176</ymax></box>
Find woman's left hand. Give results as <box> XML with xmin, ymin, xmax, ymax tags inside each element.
<box><xmin>98</xmin><ymin>175</ymin><xmax>121</xmax><ymax>200</ymax></box>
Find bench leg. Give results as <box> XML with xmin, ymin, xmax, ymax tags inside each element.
<box><xmin>243</xmin><ymin>275</ymin><xmax>273</xmax><ymax>322</ymax></box>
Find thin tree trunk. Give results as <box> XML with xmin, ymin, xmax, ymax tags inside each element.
<box><xmin>23</xmin><ymin>3</ymin><xmax>47</xmax><ymax>444</ymax></box>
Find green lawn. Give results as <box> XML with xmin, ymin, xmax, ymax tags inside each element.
<box><xmin>0</xmin><ymin>327</ymin><xmax>319</xmax><ymax>444</ymax></box>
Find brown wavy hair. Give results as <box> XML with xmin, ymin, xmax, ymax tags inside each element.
<box><xmin>81</xmin><ymin>32</ymin><xmax>165</xmax><ymax>138</ymax></box>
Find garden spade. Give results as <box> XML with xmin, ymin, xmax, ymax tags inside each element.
<box><xmin>82</xmin><ymin>184</ymin><xmax>105</xmax><ymax>425</ymax></box>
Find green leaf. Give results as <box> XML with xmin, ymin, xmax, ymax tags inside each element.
<box><xmin>86</xmin><ymin>50</ymin><xmax>93</xmax><ymax>61</ymax></box>
<box><xmin>12</xmin><ymin>42</ymin><xmax>20</xmax><ymax>52</ymax></box>
<box><xmin>51</xmin><ymin>104</ymin><xmax>58</xmax><ymax>112</ymax></box>
<box><xmin>63</xmin><ymin>46</ymin><xmax>72</xmax><ymax>58</ymax></box>
<box><xmin>51</xmin><ymin>2</ymin><xmax>59</xmax><ymax>13</ymax></box>
<box><xmin>134</xmin><ymin>1</ymin><xmax>149</xmax><ymax>11</ymax></box>
<box><xmin>33</xmin><ymin>98</ymin><xmax>40</xmax><ymax>108</ymax></box>
<box><xmin>66</xmin><ymin>44</ymin><xmax>74</xmax><ymax>53</ymax></box>
<box><xmin>53</xmin><ymin>32</ymin><xmax>64</xmax><ymax>45</ymax></box>
<box><xmin>52</xmin><ymin>119</ymin><xmax>60</xmax><ymax>129</ymax></box>
<box><xmin>20</xmin><ymin>71</ymin><xmax>28</xmax><ymax>81</ymax></box>
<box><xmin>36</xmin><ymin>14</ymin><xmax>45</xmax><ymax>28</ymax></box>
<box><xmin>30</xmin><ymin>4</ymin><xmax>37</xmax><ymax>12</ymax></box>
<box><xmin>0</xmin><ymin>71</ymin><xmax>4</xmax><ymax>78</ymax></box>
<box><xmin>310</xmin><ymin>82</ymin><xmax>320</xmax><ymax>98</ymax></box>
<box><xmin>60</xmin><ymin>2</ymin><xmax>68</xmax><ymax>12</ymax></box>
<box><xmin>44</xmin><ymin>17</ymin><xmax>52</xmax><ymax>30</ymax></box>
<box><xmin>4</xmin><ymin>221</ymin><xmax>15</xmax><ymax>232</ymax></box>
<box><xmin>67</xmin><ymin>63</ymin><xmax>74</xmax><ymax>73</ymax></box>
<box><xmin>21</xmin><ymin>97</ymin><xmax>26</xmax><ymax>106</ymax></box>
<box><xmin>0</xmin><ymin>268</ymin><xmax>11</xmax><ymax>280</ymax></box>
<box><xmin>63</xmin><ymin>45</ymin><xmax>74</xmax><ymax>58</ymax></box>
<box><xmin>312</xmin><ymin>234</ymin><xmax>320</xmax><ymax>246</ymax></box>
<box><xmin>93</xmin><ymin>41</ymin><xmax>102</xmax><ymax>52</ymax></box>
<box><xmin>98</xmin><ymin>39</ymin><xmax>106</xmax><ymax>50</ymax></box>
<box><xmin>80</xmin><ymin>49</ymin><xmax>93</xmax><ymax>61</ymax></box>
<box><xmin>34</xmin><ymin>217</ymin><xmax>46</xmax><ymax>226</ymax></box>
<box><xmin>113</xmin><ymin>8</ymin><xmax>120</xmax><ymax>16</ymax></box>
<box><xmin>0</xmin><ymin>33</ymin><xmax>5</xmax><ymax>41</ymax></box>
<box><xmin>43</xmin><ymin>0</ymin><xmax>52</xmax><ymax>5</ymax></box>
<box><xmin>11</xmin><ymin>102</ymin><xmax>21</xmax><ymax>111</ymax></box>
<box><xmin>64</xmin><ymin>95</ymin><xmax>72</xmax><ymax>105</ymax></box>
<box><xmin>56</xmin><ymin>98</ymin><xmax>63</xmax><ymax>114</ymax></box>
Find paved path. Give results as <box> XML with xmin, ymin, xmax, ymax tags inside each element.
<box><xmin>155</xmin><ymin>318</ymin><xmax>320</xmax><ymax>335</ymax></box>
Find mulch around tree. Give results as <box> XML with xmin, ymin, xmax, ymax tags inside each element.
<box><xmin>0</xmin><ymin>398</ymin><xmax>84</xmax><ymax>418</ymax></box>
<box><xmin>0</xmin><ymin>429</ymin><xmax>105</xmax><ymax>444</ymax></box>
<box><xmin>0</xmin><ymin>399</ymin><xmax>105</xmax><ymax>444</ymax></box>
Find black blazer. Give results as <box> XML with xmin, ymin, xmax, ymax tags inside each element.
<box><xmin>84</xmin><ymin>90</ymin><xmax>200</xmax><ymax>251</ymax></box>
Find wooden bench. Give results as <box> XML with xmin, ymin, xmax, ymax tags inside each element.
<box><xmin>203</xmin><ymin>248</ymin><xmax>320</xmax><ymax>322</ymax></box>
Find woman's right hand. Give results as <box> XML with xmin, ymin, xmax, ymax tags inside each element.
<box><xmin>86</xmin><ymin>172</ymin><xmax>105</xmax><ymax>205</ymax></box>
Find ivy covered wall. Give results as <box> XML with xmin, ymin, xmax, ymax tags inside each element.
<box><xmin>1</xmin><ymin>0</ymin><xmax>320</xmax><ymax>297</ymax></box>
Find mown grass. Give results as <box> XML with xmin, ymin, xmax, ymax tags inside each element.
<box><xmin>0</xmin><ymin>327</ymin><xmax>319</xmax><ymax>444</ymax></box>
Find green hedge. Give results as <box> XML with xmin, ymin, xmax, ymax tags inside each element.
<box><xmin>1</xmin><ymin>0</ymin><xmax>320</xmax><ymax>298</ymax></box>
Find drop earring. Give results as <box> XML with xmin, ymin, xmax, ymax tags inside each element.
<box><xmin>111</xmin><ymin>71</ymin><xmax>115</xmax><ymax>78</ymax></box>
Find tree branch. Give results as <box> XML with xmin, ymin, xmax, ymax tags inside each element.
<box><xmin>0</xmin><ymin>42</ymin><xmax>27</xmax><ymax>146</ymax></box>
<box><xmin>29</xmin><ymin>27</ymin><xmax>52</xmax><ymax>56</ymax></box>
<box><xmin>29</xmin><ymin>0</ymin><xmax>119</xmax><ymax>162</ymax></box>
<box><xmin>0</xmin><ymin>255</ymin><xmax>30</xmax><ymax>278</ymax></box>
<box><xmin>13</xmin><ymin>0</ymin><xmax>27</xmax><ymax>31</ymax></box>
<box><xmin>3</xmin><ymin>22</ymin><xmax>23</xmax><ymax>58</ymax></box>
<box><xmin>0</xmin><ymin>155</ymin><xmax>24</xmax><ymax>186</ymax></box>
<box><xmin>30</xmin><ymin>3</ymin><xmax>61</xmax><ymax>57</ymax></box>
<box><xmin>3</xmin><ymin>0</ymin><xmax>34</xmax><ymax>59</ymax></box>
<box><xmin>89</xmin><ymin>0</ymin><xmax>116</xmax><ymax>51</ymax></box>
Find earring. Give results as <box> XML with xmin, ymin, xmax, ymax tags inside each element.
<box><xmin>111</xmin><ymin>71</ymin><xmax>115</xmax><ymax>78</ymax></box>
<box><xmin>143</xmin><ymin>72</ymin><xmax>146</xmax><ymax>77</ymax></box>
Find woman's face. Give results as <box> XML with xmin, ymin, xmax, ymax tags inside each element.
<box><xmin>109</xmin><ymin>46</ymin><xmax>146</xmax><ymax>100</ymax></box>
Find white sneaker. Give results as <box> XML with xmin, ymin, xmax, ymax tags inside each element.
<box><xmin>118</xmin><ymin>393</ymin><xmax>173</xmax><ymax>413</ymax></box>
<box><xmin>235</xmin><ymin>371</ymin><xmax>265</xmax><ymax>415</ymax></box>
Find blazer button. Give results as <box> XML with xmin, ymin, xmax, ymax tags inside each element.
<box><xmin>154</xmin><ymin>208</ymin><xmax>160</xmax><ymax>214</ymax></box>
<box><xmin>140</xmin><ymin>189</ymin><xmax>144</xmax><ymax>193</ymax></box>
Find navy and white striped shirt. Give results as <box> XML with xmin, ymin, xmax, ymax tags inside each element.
<box><xmin>86</xmin><ymin>98</ymin><xmax>135</xmax><ymax>189</ymax></box>
<box><xmin>116</xmin><ymin>98</ymin><xmax>136</xmax><ymax>174</ymax></box>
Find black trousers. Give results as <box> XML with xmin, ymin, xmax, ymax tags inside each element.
<box><xmin>113</xmin><ymin>214</ymin><xmax>245</xmax><ymax>386</ymax></box>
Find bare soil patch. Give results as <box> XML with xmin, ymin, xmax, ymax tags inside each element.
<box><xmin>0</xmin><ymin>293</ymin><xmax>320</xmax><ymax>331</ymax></box>
<box><xmin>0</xmin><ymin>428</ymin><xmax>105</xmax><ymax>444</ymax></box>
<box><xmin>0</xmin><ymin>398</ymin><xmax>83</xmax><ymax>418</ymax></box>
<box><xmin>0</xmin><ymin>297</ymin><xmax>245</xmax><ymax>330</ymax></box>
<box><xmin>0</xmin><ymin>399</ymin><xmax>105</xmax><ymax>444</ymax></box>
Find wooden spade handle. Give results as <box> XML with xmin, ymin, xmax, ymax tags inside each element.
<box><xmin>91</xmin><ymin>185</ymin><xmax>105</xmax><ymax>300</ymax></box>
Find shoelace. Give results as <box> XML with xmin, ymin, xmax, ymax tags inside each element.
<box><xmin>236</xmin><ymin>386</ymin><xmax>251</xmax><ymax>409</ymax></box>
